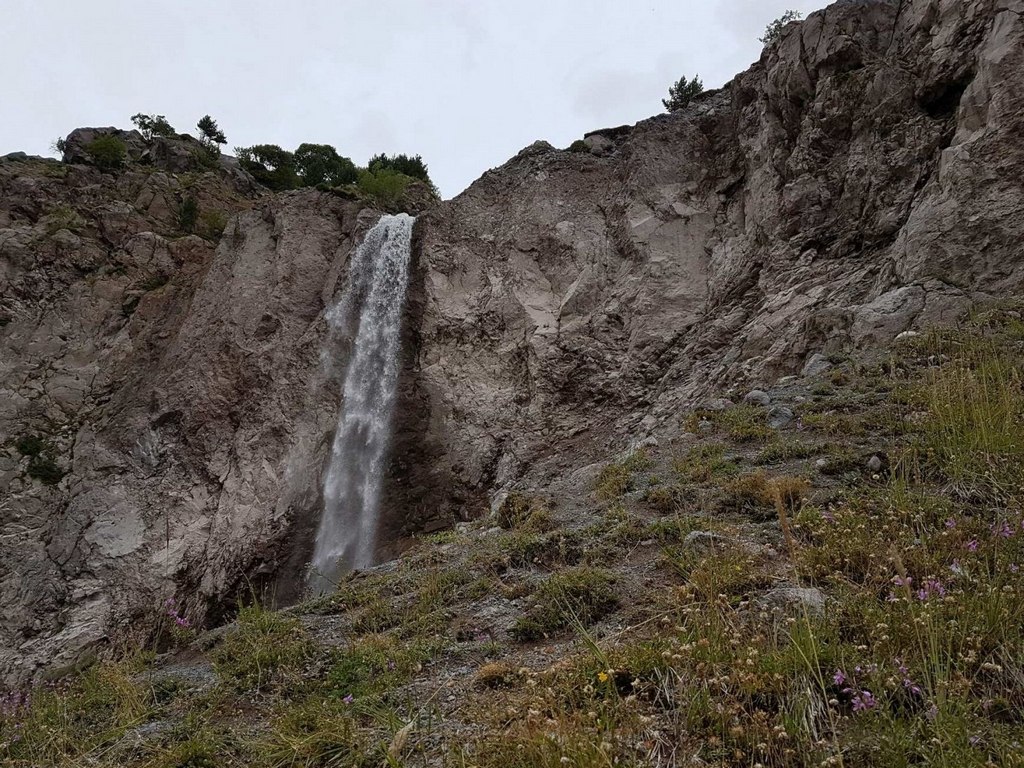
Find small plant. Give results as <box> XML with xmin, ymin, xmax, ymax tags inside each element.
<box><xmin>198</xmin><ymin>209</ymin><xmax>228</xmax><ymax>242</ymax></box>
<box><xmin>85</xmin><ymin>135</ymin><xmax>127</xmax><ymax>172</ymax></box>
<box><xmin>663</xmin><ymin>74</ymin><xmax>704</xmax><ymax>112</ymax></box>
<box><xmin>51</xmin><ymin>136</ymin><xmax>67</xmax><ymax>157</ymax></box>
<box><xmin>16</xmin><ymin>434</ymin><xmax>63</xmax><ymax>485</ymax></box>
<box><xmin>212</xmin><ymin>603</ymin><xmax>315</xmax><ymax>692</ymax></box>
<box><xmin>475</xmin><ymin>661</ymin><xmax>518</xmax><ymax>689</ymax></box>
<box><xmin>177</xmin><ymin>196</ymin><xmax>199</xmax><ymax>234</ymax></box>
<box><xmin>760</xmin><ymin>10</ymin><xmax>803</xmax><ymax>46</ymax></box>
<box><xmin>673</xmin><ymin>443</ymin><xmax>740</xmax><ymax>482</ymax></box>
<box><xmin>567</xmin><ymin>139</ymin><xmax>589</xmax><ymax>153</ymax></box>
<box><xmin>511</xmin><ymin>567</ymin><xmax>618</xmax><ymax>641</ymax></box>
<box><xmin>595</xmin><ymin>449</ymin><xmax>651</xmax><ymax>500</ymax></box>
<box><xmin>495</xmin><ymin>492</ymin><xmax>553</xmax><ymax>531</ymax></box>
<box><xmin>719</xmin><ymin>472</ymin><xmax>775</xmax><ymax>517</ymax></box>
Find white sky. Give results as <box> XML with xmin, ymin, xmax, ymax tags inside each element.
<box><xmin>3</xmin><ymin>0</ymin><xmax>825</xmax><ymax>198</ymax></box>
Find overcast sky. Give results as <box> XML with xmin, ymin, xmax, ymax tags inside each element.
<box><xmin>4</xmin><ymin>0</ymin><xmax>825</xmax><ymax>198</ymax></box>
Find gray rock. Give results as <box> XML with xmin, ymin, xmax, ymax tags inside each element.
<box><xmin>801</xmin><ymin>353</ymin><xmax>832</xmax><ymax>378</ymax></box>
<box><xmin>701</xmin><ymin>398</ymin><xmax>734</xmax><ymax>411</ymax></box>
<box><xmin>768</xmin><ymin>406</ymin><xmax>795</xmax><ymax>429</ymax></box>
<box><xmin>743</xmin><ymin>389</ymin><xmax>771</xmax><ymax>407</ymax></box>
<box><xmin>867</xmin><ymin>455</ymin><xmax>884</xmax><ymax>472</ymax></box>
<box><xmin>757</xmin><ymin>587</ymin><xmax>826</xmax><ymax>618</ymax></box>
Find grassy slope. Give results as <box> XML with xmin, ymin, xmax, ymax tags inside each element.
<box><xmin>3</xmin><ymin>305</ymin><xmax>1024</xmax><ymax>767</ymax></box>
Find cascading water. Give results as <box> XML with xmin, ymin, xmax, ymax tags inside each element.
<box><xmin>309</xmin><ymin>213</ymin><xmax>415</xmax><ymax>593</ymax></box>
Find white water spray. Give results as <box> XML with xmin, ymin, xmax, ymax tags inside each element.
<box><xmin>309</xmin><ymin>213</ymin><xmax>415</xmax><ymax>593</ymax></box>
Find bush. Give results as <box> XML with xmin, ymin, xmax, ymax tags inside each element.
<box><xmin>567</xmin><ymin>139</ymin><xmax>589</xmax><ymax>153</ymax></box>
<box><xmin>198</xmin><ymin>209</ymin><xmax>228</xmax><ymax>242</ymax></box>
<box><xmin>663</xmin><ymin>74</ymin><xmax>704</xmax><ymax>112</ymax></box>
<box><xmin>760</xmin><ymin>10</ymin><xmax>802</xmax><ymax>46</ymax></box>
<box><xmin>85</xmin><ymin>135</ymin><xmax>127</xmax><ymax>172</ymax></box>
<box><xmin>295</xmin><ymin>143</ymin><xmax>358</xmax><ymax>187</ymax></box>
<box><xmin>354</xmin><ymin>167</ymin><xmax>413</xmax><ymax>209</ymax></box>
<box><xmin>131</xmin><ymin>113</ymin><xmax>175</xmax><ymax>140</ymax></box>
<box><xmin>367</xmin><ymin>152</ymin><xmax>431</xmax><ymax>184</ymax></box>
<box><xmin>176</xmin><ymin>196</ymin><xmax>199</xmax><ymax>234</ymax></box>
<box><xmin>236</xmin><ymin>144</ymin><xmax>299</xmax><ymax>191</ymax></box>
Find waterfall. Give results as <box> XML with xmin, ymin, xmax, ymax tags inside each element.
<box><xmin>309</xmin><ymin>213</ymin><xmax>415</xmax><ymax>593</ymax></box>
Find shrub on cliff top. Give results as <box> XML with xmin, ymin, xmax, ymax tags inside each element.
<box><xmin>760</xmin><ymin>10</ymin><xmax>802</xmax><ymax>45</ymax></box>
<box><xmin>85</xmin><ymin>135</ymin><xmax>127</xmax><ymax>172</ymax></box>
<box><xmin>663</xmin><ymin>74</ymin><xmax>704</xmax><ymax>112</ymax></box>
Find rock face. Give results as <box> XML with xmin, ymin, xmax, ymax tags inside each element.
<box><xmin>3</xmin><ymin>0</ymin><xmax>1024</xmax><ymax>683</ymax></box>
<box><xmin>411</xmin><ymin>0</ymin><xmax>1024</xmax><ymax>503</ymax></box>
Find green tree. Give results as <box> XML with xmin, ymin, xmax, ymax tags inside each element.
<box><xmin>85</xmin><ymin>136</ymin><xmax>127</xmax><ymax>172</ymax></box>
<box><xmin>235</xmin><ymin>144</ymin><xmax>299</xmax><ymax>191</ymax></box>
<box><xmin>294</xmin><ymin>143</ymin><xmax>358</xmax><ymax>187</ymax></box>
<box><xmin>663</xmin><ymin>74</ymin><xmax>704</xmax><ymax>112</ymax></box>
<box><xmin>759</xmin><ymin>10</ymin><xmax>802</xmax><ymax>45</ymax></box>
<box><xmin>197</xmin><ymin>115</ymin><xmax>227</xmax><ymax>154</ymax></box>
<box><xmin>131</xmin><ymin>113</ymin><xmax>175</xmax><ymax>140</ymax></box>
<box><xmin>366</xmin><ymin>153</ymin><xmax>432</xmax><ymax>184</ymax></box>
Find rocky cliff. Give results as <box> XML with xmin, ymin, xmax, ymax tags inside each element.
<box><xmin>2</xmin><ymin>0</ymin><xmax>1023</xmax><ymax>684</ymax></box>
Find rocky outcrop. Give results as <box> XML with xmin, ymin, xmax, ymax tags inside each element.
<box><xmin>3</xmin><ymin>0</ymin><xmax>1024</xmax><ymax>683</ymax></box>
<box><xmin>412</xmin><ymin>0</ymin><xmax>1024</xmax><ymax>504</ymax></box>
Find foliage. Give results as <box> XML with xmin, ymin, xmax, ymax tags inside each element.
<box><xmin>196</xmin><ymin>115</ymin><xmax>226</xmax><ymax>148</ymax></box>
<box><xmin>294</xmin><ymin>143</ymin><xmax>358</xmax><ymax>187</ymax></box>
<box><xmin>85</xmin><ymin>135</ymin><xmax>127</xmax><ymax>172</ymax></box>
<box><xmin>176</xmin><ymin>195</ymin><xmax>199</xmax><ymax>234</ymax></box>
<box><xmin>354</xmin><ymin>167</ymin><xmax>413</xmax><ymax>210</ymax></box>
<box><xmin>567</xmin><ymin>139</ymin><xmax>590</xmax><ymax>153</ymax></box>
<box><xmin>0</xmin><ymin>660</ymin><xmax>152</xmax><ymax>765</ymax></box>
<box><xmin>367</xmin><ymin>152</ymin><xmax>431</xmax><ymax>184</ymax></box>
<box><xmin>663</xmin><ymin>74</ymin><xmax>704</xmax><ymax>112</ymax></box>
<box><xmin>511</xmin><ymin>567</ymin><xmax>618</xmax><ymax>641</ymax></box>
<box><xmin>212</xmin><ymin>603</ymin><xmax>315</xmax><ymax>692</ymax></box>
<box><xmin>198</xmin><ymin>209</ymin><xmax>228</xmax><ymax>242</ymax></box>
<box><xmin>131</xmin><ymin>113</ymin><xmax>176</xmax><ymax>140</ymax></box>
<box><xmin>16</xmin><ymin>434</ymin><xmax>63</xmax><ymax>485</ymax></box>
<box><xmin>51</xmin><ymin>137</ymin><xmax>67</xmax><ymax>157</ymax></box>
<box><xmin>760</xmin><ymin>9</ymin><xmax>803</xmax><ymax>45</ymax></box>
<box><xmin>595</xmin><ymin>449</ymin><xmax>652</xmax><ymax>500</ymax></box>
<box><xmin>236</xmin><ymin>144</ymin><xmax>299</xmax><ymax>191</ymax></box>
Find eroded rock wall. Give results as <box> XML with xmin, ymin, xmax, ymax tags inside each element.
<box><xmin>412</xmin><ymin>0</ymin><xmax>1024</xmax><ymax>503</ymax></box>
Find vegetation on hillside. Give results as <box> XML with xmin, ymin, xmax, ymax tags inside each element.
<box><xmin>760</xmin><ymin>10</ymin><xmax>803</xmax><ymax>46</ymax></box>
<box><xmin>4</xmin><ymin>303</ymin><xmax>1024</xmax><ymax>766</ymax></box>
<box><xmin>663</xmin><ymin>74</ymin><xmax>705</xmax><ymax>112</ymax></box>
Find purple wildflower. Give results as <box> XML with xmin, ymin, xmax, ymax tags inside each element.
<box><xmin>851</xmin><ymin>690</ymin><xmax>877</xmax><ymax>712</ymax></box>
<box><xmin>966</xmin><ymin>539</ymin><xmax>979</xmax><ymax>552</ymax></box>
<box><xmin>992</xmin><ymin>520</ymin><xmax>1013</xmax><ymax>539</ymax></box>
<box><xmin>342</xmin><ymin>694</ymin><xmax>354</xmax><ymax>704</ymax></box>
<box><xmin>926</xmin><ymin>704</ymin><xmax>939</xmax><ymax>722</ymax></box>
<box><xmin>969</xmin><ymin>735</ymin><xmax>982</xmax><ymax>747</ymax></box>
<box><xmin>1011</xmin><ymin>564</ymin><xmax>1020</xmax><ymax>574</ymax></box>
<box><xmin>945</xmin><ymin>518</ymin><xmax>957</xmax><ymax>529</ymax></box>
<box><xmin>833</xmin><ymin>670</ymin><xmax>846</xmax><ymax>686</ymax></box>
<box><xmin>915</xmin><ymin>578</ymin><xmax>946</xmax><ymax>601</ymax></box>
